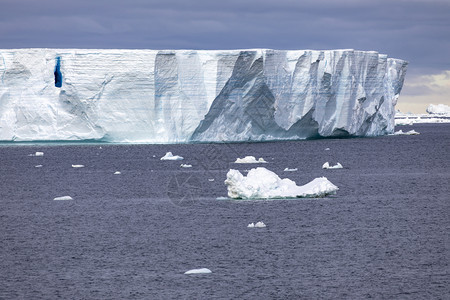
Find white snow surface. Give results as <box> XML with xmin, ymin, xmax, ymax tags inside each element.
<box><xmin>53</xmin><ymin>196</ymin><xmax>73</xmax><ymax>201</ymax></box>
<box><xmin>184</xmin><ymin>268</ymin><xmax>212</xmax><ymax>275</ymax></box>
<box><xmin>0</xmin><ymin>49</ymin><xmax>407</xmax><ymax>142</ymax></box>
<box><xmin>322</xmin><ymin>162</ymin><xmax>343</xmax><ymax>169</ymax></box>
<box><xmin>225</xmin><ymin>167</ymin><xmax>338</xmax><ymax>199</ymax></box>
<box><xmin>160</xmin><ymin>152</ymin><xmax>184</xmax><ymax>160</ymax></box>
<box><xmin>234</xmin><ymin>156</ymin><xmax>267</xmax><ymax>163</ymax></box>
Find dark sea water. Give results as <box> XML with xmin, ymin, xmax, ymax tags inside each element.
<box><xmin>1</xmin><ymin>124</ymin><xmax>449</xmax><ymax>299</ymax></box>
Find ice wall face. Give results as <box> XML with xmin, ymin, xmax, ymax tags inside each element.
<box><xmin>0</xmin><ymin>49</ymin><xmax>407</xmax><ymax>142</ymax></box>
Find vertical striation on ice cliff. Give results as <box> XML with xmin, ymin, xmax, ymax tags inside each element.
<box><xmin>0</xmin><ymin>49</ymin><xmax>407</xmax><ymax>142</ymax></box>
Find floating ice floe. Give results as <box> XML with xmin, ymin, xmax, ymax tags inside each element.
<box><xmin>184</xmin><ymin>268</ymin><xmax>212</xmax><ymax>275</ymax></box>
<box><xmin>29</xmin><ymin>151</ymin><xmax>44</xmax><ymax>157</ymax></box>
<box><xmin>322</xmin><ymin>162</ymin><xmax>343</xmax><ymax>169</ymax></box>
<box><xmin>248</xmin><ymin>221</ymin><xmax>266</xmax><ymax>228</ymax></box>
<box><xmin>208</xmin><ymin>178</ymin><xmax>215</xmax><ymax>182</ymax></box>
<box><xmin>72</xmin><ymin>164</ymin><xmax>85</xmax><ymax>168</ymax></box>
<box><xmin>325</xmin><ymin>148</ymin><xmax>330</xmax><ymax>151</ymax></box>
<box><xmin>234</xmin><ymin>156</ymin><xmax>267</xmax><ymax>163</ymax></box>
<box><xmin>180</xmin><ymin>164</ymin><xmax>192</xmax><ymax>168</ymax></box>
<box><xmin>53</xmin><ymin>196</ymin><xmax>73</xmax><ymax>201</ymax></box>
<box><xmin>35</xmin><ymin>165</ymin><xmax>43</xmax><ymax>168</ymax></box>
<box><xmin>225</xmin><ymin>167</ymin><xmax>338</xmax><ymax>199</ymax></box>
<box><xmin>160</xmin><ymin>152</ymin><xmax>184</xmax><ymax>160</ymax></box>
<box><xmin>284</xmin><ymin>168</ymin><xmax>298</xmax><ymax>172</ymax></box>
<box><xmin>391</xmin><ymin>129</ymin><xmax>420</xmax><ymax>135</ymax></box>
<box><xmin>114</xmin><ymin>171</ymin><xmax>121</xmax><ymax>175</ymax></box>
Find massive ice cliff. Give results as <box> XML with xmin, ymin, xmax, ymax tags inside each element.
<box><xmin>0</xmin><ymin>49</ymin><xmax>408</xmax><ymax>142</ymax></box>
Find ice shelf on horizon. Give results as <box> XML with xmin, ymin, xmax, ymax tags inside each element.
<box><xmin>0</xmin><ymin>49</ymin><xmax>408</xmax><ymax>143</ymax></box>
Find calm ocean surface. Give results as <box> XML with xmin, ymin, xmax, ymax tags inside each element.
<box><xmin>1</xmin><ymin>124</ymin><xmax>449</xmax><ymax>299</ymax></box>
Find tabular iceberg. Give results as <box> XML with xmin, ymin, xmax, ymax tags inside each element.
<box><xmin>0</xmin><ymin>49</ymin><xmax>408</xmax><ymax>143</ymax></box>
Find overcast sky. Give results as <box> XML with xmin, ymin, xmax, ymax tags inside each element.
<box><xmin>1</xmin><ymin>0</ymin><xmax>449</xmax><ymax>113</ymax></box>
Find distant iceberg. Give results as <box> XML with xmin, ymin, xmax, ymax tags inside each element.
<box><xmin>426</xmin><ymin>104</ymin><xmax>450</xmax><ymax>115</ymax></box>
<box><xmin>225</xmin><ymin>167</ymin><xmax>338</xmax><ymax>199</ymax></box>
<box><xmin>234</xmin><ymin>156</ymin><xmax>267</xmax><ymax>163</ymax></box>
<box><xmin>160</xmin><ymin>152</ymin><xmax>184</xmax><ymax>161</ymax></box>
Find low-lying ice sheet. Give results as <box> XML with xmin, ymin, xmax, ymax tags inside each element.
<box><xmin>322</xmin><ymin>162</ymin><xmax>343</xmax><ymax>169</ymax></box>
<box><xmin>234</xmin><ymin>156</ymin><xmax>267</xmax><ymax>163</ymax></box>
<box><xmin>225</xmin><ymin>167</ymin><xmax>338</xmax><ymax>199</ymax></box>
<box><xmin>184</xmin><ymin>268</ymin><xmax>212</xmax><ymax>275</ymax></box>
<box><xmin>160</xmin><ymin>152</ymin><xmax>184</xmax><ymax>160</ymax></box>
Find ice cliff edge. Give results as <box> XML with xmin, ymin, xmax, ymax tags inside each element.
<box><xmin>0</xmin><ymin>49</ymin><xmax>407</xmax><ymax>142</ymax></box>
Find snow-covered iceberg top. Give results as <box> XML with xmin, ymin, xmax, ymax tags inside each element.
<box><xmin>234</xmin><ymin>156</ymin><xmax>267</xmax><ymax>163</ymax></box>
<box><xmin>426</xmin><ymin>104</ymin><xmax>450</xmax><ymax>115</ymax></box>
<box><xmin>225</xmin><ymin>167</ymin><xmax>338</xmax><ymax>199</ymax></box>
<box><xmin>160</xmin><ymin>152</ymin><xmax>184</xmax><ymax>160</ymax></box>
<box><xmin>322</xmin><ymin>162</ymin><xmax>343</xmax><ymax>169</ymax></box>
<box><xmin>0</xmin><ymin>48</ymin><xmax>407</xmax><ymax>143</ymax></box>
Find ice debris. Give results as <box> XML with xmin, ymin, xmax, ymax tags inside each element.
<box><xmin>234</xmin><ymin>156</ymin><xmax>267</xmax><ymax>163</ymax></box>
<box><xmin>248</xmin><ymin>221</ymin><xmax>266</xmax><ymax>228</ymax></box>
<box><xmin>225</xmin><ymin>167</ymin><xmax>338</xmax><ymax>199</ymax></box>
<box><xmin>53</xmin><ymin>196</ymin><xmax>73</xmax><ymax>201</ymax></box>
<box><xmin>160</xmin><ymin>152</ymin><xmax>184</xmax><ymax>160</ymax></box>
<box><xmin>284</xmin><ymin>168</ymin><xmax>298</xmax><ymax>172</ymax></box>
<box><xmin>322</xmin><ymin>162</ymin><xmax>343</xmax><ymax>169</ymax></box>
<box><xmin>35</xmin><ymin>165</ymin><xmax>43</xmax><ymax>168</ymax></box>
<box><xmin>391</xmin><ymin>129</ymin><xmax>420</xmax><ymax>135</ymax></box>
<box><xmin>29</xmin><ymin>151</ymin><xmax>44</xmax><ymax>157</ymax></box>
<box><xmin>114</xmin><ymin>171</ymin><xmax>121</xmax><ymax>175</ymax></box>
<box><xmin>208</xmin><ymin>179</ymin><xmax>215</xmax><ymax>182</ymax></box>
<box><xmin>184</xmin><ymin>268</ymin><xmax>212</xmax><ymax>275</ymax></box>
<box><xmin>180</xmin><ymin>164</ymin><xmax>192</xmax><ymax>168</ymax></box>
<box><xmin>72</xmin><ymin>164</ymin><xmax>85</xmax><ymax>168</ymax></box>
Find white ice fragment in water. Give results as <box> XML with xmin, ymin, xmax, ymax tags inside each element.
<box><xmin>184</xmin><ymin>268</ymin><xmax>212</xmax><ymax>275</ymax></box>
<box><xmin>72</xmin><ymin>164</ymin><xmax>85</xmax><ymax>168</ymax></box>
<box><xmin>30</xmin><ymin>152</ymin><xmax>44</xmax><ymax>156</ymax></box>
<box><xmin>180</xmin><ymin>164</ymin><xmax>192</xmax><ymax>168</ymax></box>
<box><xmin>35</xmin><ymin>165</ymin><xmax>43</xmax><ymax>168</ymax></box>
<box><xmin>53</xmin><ymin>196</ymin><xmax>73</xmax><ymax>201</ymax></box>
<box><xmin>160</xmin><ymin>152</ymin><xmax>184</xmax><ymax>160</ymax></box>
<box><xmin>284</xmin><ymin>168</ymin><xmax>298</xmax><ymax>172</ymax></box>
<box><xmin>114</xmin><ymin>171</ymin><xmax>121</xmax><ymax>175</ymax></box>
<box><xmin>208</xmin><ymin>178</ymin><xmax>215</xmax><ymax>182</ymax></box>
<box><xmin>216</xmin><ymin>196</ymin><xmax>228</xmax><ymax>200</ymax></box>
<box><xmin>225</xmin><ymin>167</ymin><xmax>338</xmax><ymax>199</ymax></box>
<box><xmin>234</xmin><ymin>156</ymin><xmax>267</xmax><ymax>163</ymax></box>
<box><xmin>391</xmin><ymin>129</ymin><xmax>420</xmax><ymax>135</ymax></box>
<box><xmin>322</xmin><ymin>162</ymin><xmax>343</xmax><ymax>169</ymax></box>
<box><xmin>248</xmin><ymin>221</ymin><xmax>266</xmax><ymax>228</ymax></box>
<box><xmin>325</xmin><ymin>148</ymin><xmax>330</xmax><ymax>151</ymax></box>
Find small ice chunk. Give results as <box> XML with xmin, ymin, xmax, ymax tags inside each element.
<box><xmin>160</xmin><ymin>152</ymin><xmax>184</xmax><ymax>160</ymax></box>
<box><xmin>53</xmin><ymin>196</ymin><xmax>73</xmax><ymax>201</ymax></box>
<box><xmin>152</xmin><ymin>155</ymin><xmax>156</xmax><ymax>157</ymax></box>
<box><xmin>208</xmin><ymin>178</ymin><xmax>215</xmax><ymax>182</ymax></box>
<box><xmin>325</xmin><ymin>148</ymin><xmax>330</xmax><ymax>151</ymax></box>
<box><xmin>322</xmin><ymin>162</ymin><xmax>343</xmax><ymax>169</ymax></box>
<box><xmin>225</xmin><ymin>167</ymin><xmax>338</xmax><ymax>199</ymax></box>
<box><xmin>114</xmin><ymin>171</ymin><xmax>121</xmax><ymax>175</ymax></box>
<box><xmin>180</xmin><ymin>164</ymin><xmax>192</xmax><ymax>168</ymax></box>
<box><xmin>184</xmin><ymin>268</ymin><xmax>212</xmax><ymax>275</ymax></box>
<box><xmin>248</xmin><ymin>221</ymin><xmax>266</xmax><ymax>228</ymax></box>
<box><xmin>31</xmin><ymin>152</ymin><xmax>44</xmax><ymax>156</ymax></box>
<box><xmin>392</xmin><ymin>129</ymin><xmax>420</xmax><ymax>135</ymax></box>
<box><xmin>234</xmin><ymin>156</ymin><xmax>267</xmax><ymax>163</ymax></box>
<box><xmin>216</xmin><ymin>196</ymin><xmax>228</xmax><ymax>200</ymax></box>
<box><xmin>72</xmin><ymin>164</ymin><xmax>85</xmax><ymax>168</ymax></box>
<box><xmin>35</xmin><ymin>165</ymin><xmax>43</xmax><ymax>168</ymax></box>
<box><xmin>284</xmin><ymin>168</ymin><xmax>298</xmax><ymax>172</ymax></box>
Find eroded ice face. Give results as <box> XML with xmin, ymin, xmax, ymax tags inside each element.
<box><xmin>0</xmin><ymin>49</ymin><xmax>407</xmax><ymax>143</ymax></box>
